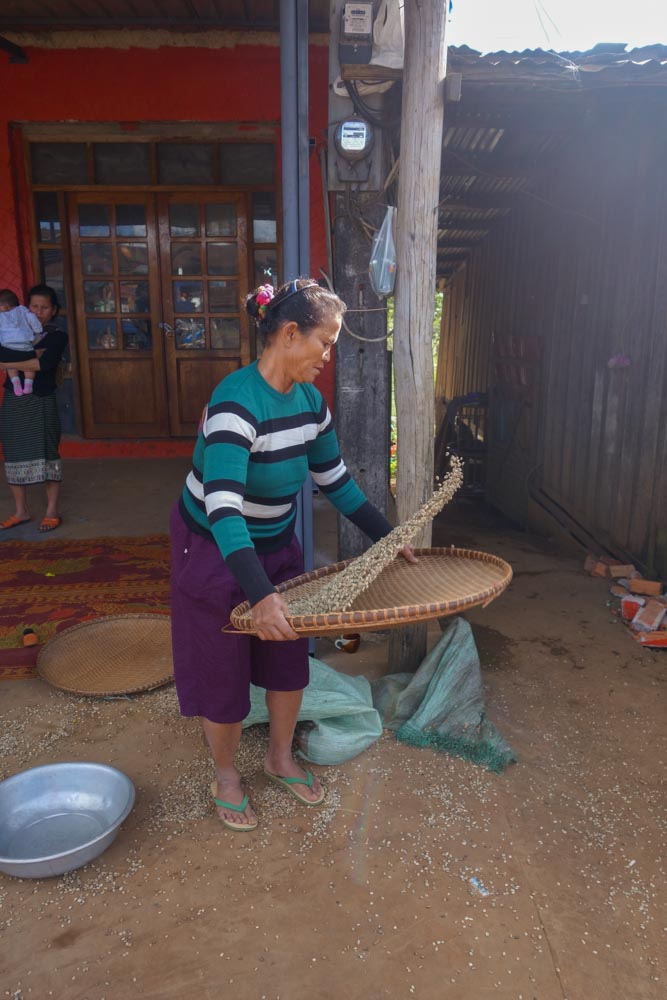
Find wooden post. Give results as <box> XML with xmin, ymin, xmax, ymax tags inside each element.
<box><xmin>388</xmin><ymin>0</ymin><xmax>448</xmax><ymax>673</ymax></box>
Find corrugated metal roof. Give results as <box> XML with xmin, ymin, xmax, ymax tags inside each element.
<box><xmin>438</xmin><ymin>42</ymin><xmax>667</xmax><ymax>278</ymax></box>
<box><xmin>448</xmin><ymin>43</ymin><xmax>667</xmax><ymax>85</ymax></box>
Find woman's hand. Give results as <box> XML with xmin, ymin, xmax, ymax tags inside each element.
<box><xmin>398</xmin><ymin>544</ymin><xmax>419</xmax><ymax>564</ymax></box>
<box><xmin>251</xmin><ymin>591</ymin><xmax>299</xmax><ymax>642</ymax></box>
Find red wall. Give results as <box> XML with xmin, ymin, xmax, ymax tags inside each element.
<box><xmin>0</xmin><ymin>39</ymin><xmax>335</xmax><ymax>421</ymax></box>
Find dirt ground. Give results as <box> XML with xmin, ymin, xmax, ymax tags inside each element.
<box><xmin>0</xmin><ymin>463</ymin><xmax>665</xmax><ymax>999</ymax></box>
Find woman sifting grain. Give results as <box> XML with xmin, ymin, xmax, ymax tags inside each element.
<box><xmin>170</xmin><ymin>278</ymin><xmax>415</xmax><ymax>832</ymax></box>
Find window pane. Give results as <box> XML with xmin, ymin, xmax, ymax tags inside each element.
<box><xmin>253</xmin><ymin>249</ymin><xmax>278</xmax><ymax>289</ymax></box>
<box><xmin>211</xmin><ymin>318</ymin><xmax>241</xmax><ymax>351</ymax></box>
<box><xmin>120</xmin><ymin>281</ymin><xmax>150</xmax><ymax>314</ymax></box>
<box><xmin>88</xmin><ymin>318</ymin><xmax>118</xmax><ymax>350</ymax></box>
<box><xmin>118</xmin><ymin>243</ymin><xmax>148</xmax><ymax>275</ymax></box>
<box><xmin>252</xmin><ymin>193</ymin><xmax>277</xmax><ymax>243</ymax></box>
<box><xmin>81</xmin><ymin>243</ymin><xmax>113</xmax><ymax>276</ymax></box>
<box><xmin>34</xmin><ymin>193</ymin><xmax>61</xmax><ymax>243</ymax></box>
<box><xmin>205</xmin><ymin>203</ymin><xmax>236</xmax><ymax>237</ymax></box>
<box><xmin>173</xmin><ymin>281</ymin><xmax>203</xmax><ymax>313</ymax></box>
<box><xmin>172</xmin><ymin>243</ymin><xmax>201</xmax><ymax>276</ymax></box>
<box><xmin>31</xmin><ymin>143</ymin><xmax>89</xmax><ymax>185</ymax></box>
<box><xmin>116</xmin><ymin>204</ymin><xmax>147</xmax><ymax>238</ymax></box>
<box><xmin>169</xmin><ymin>203</ymin><xmax>200</xmax><ymax>237</ymax></box>
<box><xmin>209</xmin><ymin>280</ymin><xmax>237</xmax><ymax>313</ymax></box>
<box><xmin>94</xmin><ymin>143</ymin><xmax>151</xmax><ymax>185</ymax></box>
<box><xmin>157</xmin><ymin>143</ymin><xmax>214</xmax><ymax>185</ymax></box>
<box><xmin>122</xmin><ymin>318</ymin><xmax>152</xmax><ymax>351</ymax></box>
<box><xmin>175</xmin><ymin>318</ymin><xmax>206</xmax><ymax>349</ymax></box>
<box><xmin>38</xmin><ymin>249</ymin><xmax>66</xmax><ymax>310</ymax></box>
<box><xmin>84</xmin><ymin>280</ymin><xmax>116</xmax><ymax>314</ymax></box>
<box><xmin>220</xmin><ymin>143</ymin><xmax>275</xmax><ymax>185</ymax></box>
<box><xmin>78</xmin><ymin>204</ymin><xmax>110</xmax><ymax>238</ymax></box>
<box><xmin>207</xmin><ymin>243</ymin><xmax>238</xmax><ymax>275</ymax></box>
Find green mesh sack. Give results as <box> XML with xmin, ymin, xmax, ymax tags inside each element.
<box><xmin>245</xmin><ymin>660</ymin><xmax>383</xmax><ymax>765</ymax></box>
<box><xmin>371</xmin><ymin>616</ymin><xmax>516</xmax><ymax>773</ymax></box>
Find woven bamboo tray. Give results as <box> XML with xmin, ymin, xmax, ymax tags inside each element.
<box><xmin>230</xmin><ymin>547</ymin><xmax>512</xmax><ymax>636</ymax></box>
<box><xmin>37</xmin><ymin>613</ymin><xmax>173</xmax><ymax>696</ymax></box>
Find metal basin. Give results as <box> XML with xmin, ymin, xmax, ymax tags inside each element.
<box><xmin>0</xmin><ymin>762</ymin><xmax>135</xmax><ymax>879</ymax></box>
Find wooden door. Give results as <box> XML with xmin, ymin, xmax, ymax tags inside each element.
<box><xmin>69</xmin><ymin>193</ymin><xmax>169</xmax><ymax>437</ymax></box>
<box><xmin>158</xmin><ymin>193</ymin><xmax>250</xmax><ymax>436</ymax></box>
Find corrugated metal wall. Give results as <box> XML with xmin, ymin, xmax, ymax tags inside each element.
<box><xmin>437</xmin><ymin>100</ymin><xmax>667</xmax><ymax>575</ymax></box>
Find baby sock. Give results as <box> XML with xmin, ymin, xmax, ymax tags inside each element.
<box><xmin>10</xmin><ymin>376</ymin><xmax>23</xmax><ymax>396</ymax></box>
<box><xmin>22</xmin><ymin>378</ymin><xmax>34</xmax><ymax>395</ymax></box>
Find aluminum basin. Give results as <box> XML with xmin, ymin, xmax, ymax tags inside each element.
<box><xmin>0</xmin><ymin>762</ymin><xmax>135</xmax><ymax>879</ymax></box>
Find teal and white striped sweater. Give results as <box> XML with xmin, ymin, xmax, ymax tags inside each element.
<box><xmin>179</xmin><ymin>361</ymin><xmax>391</xmax><ymax>605</ymax></box>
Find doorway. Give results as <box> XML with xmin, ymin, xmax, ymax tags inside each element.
<box><xmin>68</xmin><ymin>191</ymin><xmax>250</xmax><ymax>438</ymax></box>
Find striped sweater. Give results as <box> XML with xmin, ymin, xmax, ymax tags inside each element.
<box><xmin>180</xmin><ymin>361</ymin><xmax>391</xmax><ymax>605</ymax></box>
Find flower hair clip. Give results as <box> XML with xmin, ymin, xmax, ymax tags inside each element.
<box><xmin>255</xmin><ymin>284</ymin><xmax>274</xmax><ymax>318</ymax></box>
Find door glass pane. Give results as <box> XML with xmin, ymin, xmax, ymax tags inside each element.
<box><xmin>173</xmin><ymin>281</ymin><xmax>203</xmax><ymax>313</ymax></box>
<box><xmin>252</xmin><ymin>193</ymin><xmax>276</xmax><ymax>243</ymax></box>
<box><xmin>94</xmin><ymin>143</ymin><xmax>151</xmax><ymax>185</ymax></box>
<box><xmin>34</xmin><ymin>193</ymin><xmax>61</xmax><ymax>243</ymax></box>
<box><xmin>172</xmin><ymin>243</ymin><xmax>201</xmax><ymax>276</ymax></box>
<box><xmin>87</xmin><ymin>318</ymin><xmax>118</xmax><ymax>350</ymax></box>
<box><xmin>158</xmin><ymin>143</ymin><xmax>214</xmax><ymax>185</ymax></box>
<box><xmin>211</xmin><ymin>318</ymin><xmax>241</xmax><ymax>351</ymax></box>
<box><xmin>209</xmin><ymin>280</ymin><xmax>237</xmax><ymax>312</ymax></box>
<box><xmin>208</xmin><ymin>243</ymin><xmax>238</xmax><ymax>274</ymax></box>
<box><xmin>38</xmin><ymin>249</ymin><xmax>66</xmax><ymax>309</ymax></box>
<box><xmin>169</xmin><ymin>203</ymin><xmax>200</xmax><ymax>237</ymax></box>
<box><xmin>118</xmin><ymin>243</ymin><xmax>148</xmax><ymax>274</ymax></box>
<box><xmin>78</xmin><ymin>204</ymin><xmax>110</xmax><ymax>238</ymax></box>
<box><xmin>122</xmin><ymin>319</ymin><xmax>152</xmax><ymax>351</ymax></box>
<box><xmin>205</xmin><ymin>203</ymin><xmax>236</xmax><ymax>237</ymax></box>
<box><xmin>81</xmin><ymin>243</ymin><xmax>113</xmax><ymax>275</ymax></box>
<box><xmin>219</xmin><ymin>143</ymin><xmax>275</xmax><ymax>185</ymax></box>
<box><xmin>31</xmin><ymin>143</ymin><xmax>89</xmax><ymax>185</ymax></box>
<box><xmin>175</xmin><ymin>318</ymin><xmax>206</xmax><ymax>349</ymax></box>
<box><xmin>116</xmin><ymin>204</ymin><xmax>147</xmax><ymax>238</ymax></box>
<box><xmin>253</xmin><ymin>249</ymin><xmax>278</xmax><ymax>289</ymax></box>
<box><xmin>120</xmin><ymin>281</ymin><xmax>150</xmax><ymax>314</ymax></box>
<box><xmin>84</xmin><ymin>280</ymin><xmax>116</xmax><ymax>314</ymax></box>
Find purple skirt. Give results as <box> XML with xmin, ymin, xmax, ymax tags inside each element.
<box><xmin>169</xmin><ymin>503</ymin><xmax>309</xmax><ymax>724</ymax></box>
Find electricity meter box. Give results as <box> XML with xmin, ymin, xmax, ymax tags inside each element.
<box><xmin>339</xmin><ymin>2</ymin><xmax>374</xmax><ymax>64</ymax></box>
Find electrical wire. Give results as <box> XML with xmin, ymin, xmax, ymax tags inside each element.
<box><xmin>319</xmin><ymin>268</ymin><xmax>391</xmax><ymax>343</ymax></box>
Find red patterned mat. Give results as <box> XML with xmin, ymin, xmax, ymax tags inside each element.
<box><xmin>0</xmin><ymin>535</ymin><xmax>170</xmax><ymax>680</ymax></box>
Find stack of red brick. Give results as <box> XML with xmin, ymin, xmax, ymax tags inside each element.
<box><xmin>584</xmin><ymin>555</ymin><xmax>667</xmax><ymax>648</ymax></box>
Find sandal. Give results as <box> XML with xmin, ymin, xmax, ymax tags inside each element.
<box><xmin>263</xmin><ymin>768</ymin><xmax>325</xmax><ymax>807</ymax></box>
<box><xmin>210</xmin><ymin>781</ymin><xmax>258</xmax><ymax>832</ymax></box>
<box><xmin>0</xmin><ymin>515</ymin><xmax>30</xmax><ymax>530</ymax></box>
<box><xmin>38</xmin><ymin>516</ymin><xmax>61</xmax><ymax>532</ymax></box>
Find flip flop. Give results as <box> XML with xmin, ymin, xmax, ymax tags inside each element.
<box><xmin>0</xmin><ymin>515</ymin><xmax>30</xmax><ymax>530</ymax></box>
<box><xmin>210</xmin><ymin>780</ymin><xmax>258</xmax><ymax>832</ymax></box>
<box><xmin>38</xmin><ymin>516</ymin><xmax>62</xmax><ymax>532</ymax></box>
<box><xmin>263</xmin><ymin>768</ymin><xmax>325</xmax><ymax>807</ymax></box>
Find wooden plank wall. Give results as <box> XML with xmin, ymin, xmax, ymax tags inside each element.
<box><xmin>436</xmin><ymin>98</ymin><xmax>667</xmax><ymax>575</ymax></box>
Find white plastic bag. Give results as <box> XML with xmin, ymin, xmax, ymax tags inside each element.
<box><xmin>369</xmin><ymin>205</ymin><xmax>397</xmax><ymax>297</ymax></box>
<box><xmin>371</xmin><ymin>0</ymin><xmax>404</xmax><ymax>70</ymax></box>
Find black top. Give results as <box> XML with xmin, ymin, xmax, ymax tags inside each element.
<box><xmin>3</xmin><ymin>323</ymin><xmax>68</xmax><ymax>397</ymax></box>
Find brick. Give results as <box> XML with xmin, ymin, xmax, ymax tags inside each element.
<box><xmin>634</xmin><ymin>631</ymin><xmax>667</xmax><ymax>647</ymax></box>
<box><xmin>621</xmin><ymin>595</ymin><xmax>645</xmax><ymax>621</ymax></box>
<box><xmin>608</xmin><ymin>564</ymin><xmax>636</xmax><ymax>579</ymax></box>
<box><xmin>631</xmin><ymin>600</ymin><xmax>666</xmax><ymax>632</ymax></box>
<box><xmin>628</xmin><ymin>579</ymin><xmax>664</xmax><ymax>597</ymax></box>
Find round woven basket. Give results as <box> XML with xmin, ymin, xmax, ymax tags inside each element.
<box><xmin>230</xmin><ymin>547</ymin><xmax>512</xmax><ymax>636</ymax></box>
<box><xmin>37</xmin><ymin>614</ymin><xmax>173</xmax><ymax>696</ymax></box>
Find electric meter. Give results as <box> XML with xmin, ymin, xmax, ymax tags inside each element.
<box><xmin>334</xmin><ymin>117</ymin><xmax>374</xmax><ymax>163</ymax></box>
<box><xmin>339</xmin><ymin>1</ymin><xmax>374</xmax><ymax>64</ymax></box>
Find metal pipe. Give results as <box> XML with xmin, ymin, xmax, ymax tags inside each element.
<box><xmin>280</xmin><ymin>0</ymin><xmax>314</xmax><ymax>581</ymax></box>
